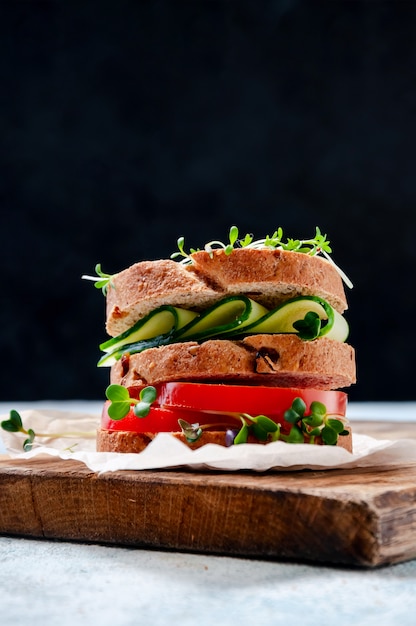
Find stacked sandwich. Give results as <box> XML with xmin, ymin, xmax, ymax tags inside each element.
<box><xmin>89</xmin><ymin>227</ymin><xmax>356</xmax><ymax>453</ymax></box>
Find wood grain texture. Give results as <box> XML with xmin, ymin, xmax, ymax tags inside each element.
<box><xmin>1</xmin><ymin>420</ymin><xmax>416</xmax><ymax>568</ymax></box>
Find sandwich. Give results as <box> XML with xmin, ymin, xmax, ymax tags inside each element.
<box><xmin>85</xmin><ymin>227</ymin><xmax>356</xmax><ymax>454</ymax></box>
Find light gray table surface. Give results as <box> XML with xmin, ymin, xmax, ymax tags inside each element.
<box><xmin>1</xmin><ymin>401</ymin><xmax>416</xmax><ymax>626</ymax></box>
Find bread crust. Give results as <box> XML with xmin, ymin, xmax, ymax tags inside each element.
<box><xmin>96</xmin><ymin>426</ymin><xmax>353</xmax><ymax>454</ymax></box>
<box><xmin>110</xmin><ymin>335</ymin><xmax>356</xmax><ymax>390</ymax></box>
<box><xmin>106</xmin><ymin>249</ymin><xmax>347</xmax><ymax>336</ymax></box>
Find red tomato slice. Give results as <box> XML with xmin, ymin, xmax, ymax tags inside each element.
<box><xmin>102</xmin><ymin>384</ymin><xmax>347</xmax><ymax>434</ymax></box>
<box><xmin>157</xmin><ymin>383</ymin><xmax>347</xmax><ymax>418</ymax></box>
<box><xmin>101</xmin><ymin>401</ymin><xmax>236</xmax><ymax>433</ymax></box>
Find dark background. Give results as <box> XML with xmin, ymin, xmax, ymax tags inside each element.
<box><xmin>1</xmin><ymin>0</ymin><xmax>415</xmax><ymax>402</ymax></box>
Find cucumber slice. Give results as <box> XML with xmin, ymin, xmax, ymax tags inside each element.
<box><xmin>323</xmin><ymin>308</ymin><xmax>349</xmax><ymax>342</ymax></box>
<box><xmin>242</xmin><ymin>297</ymin><xmax>331</xmax><ymax>334</ymax></box>
<box><xmin>233</xmin><ymin>296</ymin><xmax>349</xmax><ymax>340</ymax></box>
<box><xmin>98</xmin><ymin>332</ymin><xmax>175</xmax><ymax>367</ymax></box>
<box><xmin>177</xmin><ymin>296</ymin><xmax>268</xmax><ymax>340</ymax></box>
<box><xmin>98</xmin><ymin>308</ymin><xmax>195</xmax><ymax>368</ymax></box>
<box><xmin>99</xmin><ymin>306</ymin><xmax>198</xmax><ymax>355</ymax></box>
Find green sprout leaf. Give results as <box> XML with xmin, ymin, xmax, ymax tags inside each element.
<box><xmin>283</xmin><ymin>408</ymin><xmax>300</xmax><ymax>424</ymax></box>
<box><xmin>286</xmin><ymin>425</ymin><xmax>305</xmax><ymax>444</ymax></box>
<box><xmin>229</xmin><ymin>225</ymin><xmax>239</xmax><ymax>245</ymax></box>
<box><xmin>234</xmin><ymin>421</ymin><xmax>250</xmax><ymax>445</ymax></box>
<box><xmin>105</xmin><ymin>384</ymin><xmax>132</xmax><ymax>420</ymax></box>
<box><xmin>106</xmin><ymin>384</ymin><xmax>131</xmax><ymax>403</ymax></box>
<box><xmin>1</xmin><ymin>409</ymin><xmax>23</xmax><ymax>432</ymax></box>
<box><xmin>326</xmin><ymin>418</ymin><xmax>346</xmax><ymax>434</ymax></box>
<box><xmin>307</xmin><ymin>427</ymin><xmax>323</xmax><ymax>437</ymax></box>
<box><xmin>251</xmin><ymin>422</ymin><xmax>269</xmax><ymax>441</ymax></box>
<box><xmin>310</xmin><ymin>401</ymin><xmax>327</xmax><ymax>416</ymax></box>
<box><xmin>254</xmin><ymin>415</ymin><xmax>279</xmax><ymax>433</ymax></box>
<box><xmin>302</xmin><ymin>413</ymin><xmax>324</xmax><ymax>428</ymax></box>
<box><xmin>292</xmin><ymin>397</ymin><xmax>307</xmax><ymax>416</ymax></box>
<box><xmin>178</xmin><ymin>419</ymin><xmax>203</xmax><ymax>443</ymax></box>
<box><xmin>293</xmin><ymin>311</ymin><xmax>322</xmax><ymax>340</ymax></box>
<box><xmin>140</xmin><ymin>386</ymin><xmax>157</xmax><ymax>404</ymax></box>
<box><xmin>23</xmin><ymin>429</ymin><xmax>35</xmax><ymax>452</ymax></box>
<box><xmin>133</xmin><ymin>386</ymin><xmax>157</xmax><ymax>418</ymax></box>
<box><xmin>239</xmin><ymin>232</ymin><xmax>253</xmax><ymax>247</ymax></box>
<box><xmin>284</xmin><ymin>397</ymin><xmax>306</xmax><ymax>424</ymax></box>
<box><xmin>321</xmin><ymin>425</ymin><xmax>338</xmax><ymax>446</ymax></box>
<box><xmin>250</xmin><ymin>415</ymin><xmax>278</xmax><ymax>441</ymax></box>
<box><xmin>105</xmin><ymin>384</ymin><xmax>157</xmax><ymax>420</ymax></box>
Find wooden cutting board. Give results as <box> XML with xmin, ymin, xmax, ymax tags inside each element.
<box><xmin>1</xmin><ymin>420</ymin><xmax>416</xmax><ymax>568</ymax></box>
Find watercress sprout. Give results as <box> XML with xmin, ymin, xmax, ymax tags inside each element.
<box><xmin>171</xmin><ymin>225</ymin><xmax>332</xmax><ymax>262</ymax></box>
<box><xmin>283</xmin><ymin>398</ymin><xmax>349</xmax><ymax>445</ymax></box>
<box><xmin>171</xmin><ymin>225</ymin><xmax>353</xmax><ymax>289</ymax></box>
<box><xmin>177</xmin><ymin>419</ymin><xmax>203</xmax><ymax>443</ymax></box>
<box><xmin>1</xmin><ymin>410</ymin><xmax>35</xmax><ymax>451</ymax></box>
<box><xmin>293</xmin><ymin>311</ymin><xmax>322</xmax><ymax>340</ymax></box>
<box><xmin>105</xmin><ymin>384</ymin><xmax>157</xmax><ymax>420</ymax></box>
<box><xmin>0</xmin><ymin>410</ymin><xmax>96</xmax><ymax>452</ymax></box>
<box><xmin>81</xmin><ymin>264</ymin><xmax>114</xmax><ymax>295</ymax></box>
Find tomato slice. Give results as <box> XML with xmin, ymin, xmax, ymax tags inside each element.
<box><xmin>157</xmin><ymin>382</ymin><xmax>347</xmax><ymax>418</ymax></box>
<box><xmin>101</xmin><ymin>401</ymin><xmax>237</xmax><ymax>433</ymax></box>
<box><xmin>102</xmin><ymin>384</ymin><xmax>347</xmax><ymax>434</ymax></box>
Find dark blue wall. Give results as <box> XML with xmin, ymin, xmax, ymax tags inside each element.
<box><xmin>1</xmin><ymin>1</ymin><xmax>415</xmax><ymax>401</ymax></box>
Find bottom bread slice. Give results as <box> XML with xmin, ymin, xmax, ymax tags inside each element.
<box><xmin>96</xmin><ymin>427</ymin><xmax>353</xmax><ymax>454</ymax></box>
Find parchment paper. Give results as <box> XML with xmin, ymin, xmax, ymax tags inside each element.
<box><xmin>1</xmin><ymin>409</ymin><xmax>416</xmax><ymax>473</ymax></box>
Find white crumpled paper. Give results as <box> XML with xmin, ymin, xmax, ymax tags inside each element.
<box><xmin>1</xmin><ymin>409</ymin><xmax>416</xmax><ymax>473</ymax></box>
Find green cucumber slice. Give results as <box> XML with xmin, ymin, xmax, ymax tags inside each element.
<box><xmin>100</xmin><ymin>306</ymin><xmax>198</xmax><ymax>354</ymax></box>
<box><xmin>177</xmin><ymin>296</ymin><xmax>268</xmax><ymax>340</ymax></box>
<box><xmin>98</xmin><ymin>331</ymin><xmax>175</xmax><ymax>367</ymax></box>
<box><xmin>240</xmin><ymin>296</ymin><xmax>331</xmax><ymax>335</ymax></box>
<box><xmin>98</xmin><ymin>305</ymin><xmax>198</xmax><ymax>366</ymax></box>
<box><xmin>230</xmin><ymin>296</ymin><xmax>349</xmax><ymax>341</ymax></box>
<box><xmin>323</xmin><ymin>308</ymin><xmax>349</xmax><ymax>341</ymax></box>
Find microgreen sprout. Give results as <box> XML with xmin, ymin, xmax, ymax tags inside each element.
<box><xmin>283</xmin><ymin>398</ymin><xmax>349</xmax><ymax>445</ymax></box>
<box><xmin>1</xmin><ymin>410</ymin><xmax>96</xmax><ymax>452</ymax></box>
<box><xmin>177</xmin><ymin>419</ymin><xmax>203</xmax><ymax>443</ymax></box>
<box><xmin>177</xmin><ymin>399</ymin><xmax>348</xmax><ymax>447</ymax></box>
<box><xmin>105</xmin><ymin>384</ymin><xmax>157</xmax><ymax>420</ymax></box>
<box><xmin>231</xmin><ymin>414</ymin><xmax>280</xmax><ymax>444</ymax></box>
<box><xmin>1</xmin><ymin>410</ymin><xmax>36</xmax><ymax>451</ymax></box>
<box><xmin>171</xmin><ymin>226</ymin><xmax>352</xmax><ymax>288</ymax></box>
<box><xmin>293</xmin><ymin>311</ymin><xmax>322</xmax><ymax>340</ymax></box>
<box><xmin>172</xmin><ymin>225</ymin><xmax>331</xmax><ymax>261</ymax></box>
<box><xmin>82</xmin><ymin>264</ymin><xmax>114</xmax><ymax>295</ymax></box>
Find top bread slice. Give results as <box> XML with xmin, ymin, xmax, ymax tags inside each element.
<box><xmin>106</xmin><ymin>248</ymin><xmax>347</xmax><ymax>337</ymax></box>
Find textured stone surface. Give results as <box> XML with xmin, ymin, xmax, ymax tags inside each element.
<box><xmin>1</xmin><ymin>535</ymin><xmax>416</xmax><ymax>626</ymax></box>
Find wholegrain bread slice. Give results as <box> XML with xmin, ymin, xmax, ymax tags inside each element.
<box><xmin>110</xmin><ymin>335</ymin><xmax>356</xmax><ymax>391</ymax></box>
<box><xmin>106</xmin><ymin>260</ymin><xmax>220</xmax><ymax>336</ymax></box>
<box><xmin>189</xmin><ymin>248</ymin><xmax>347</xmax><ymax>312</ymax></box>
<box><xmin>106</xmin><ymin>249</ymin><xmax>348</xmax><ymax>337</ymax></box>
